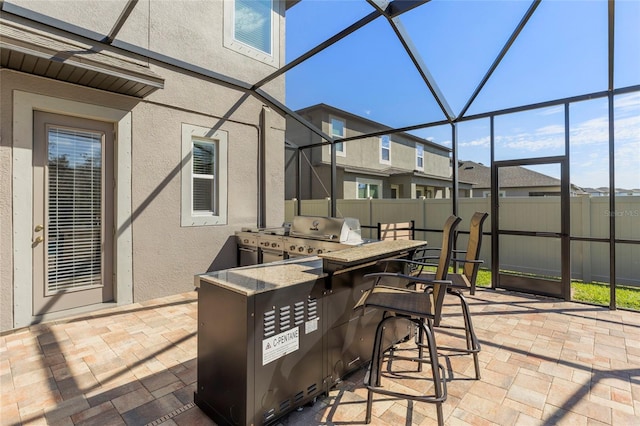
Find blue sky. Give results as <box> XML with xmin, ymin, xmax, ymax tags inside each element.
<box><xmin>284</xmin><ymin>0</ymin><xmax>640</xmax><ymax>189</ymax></box>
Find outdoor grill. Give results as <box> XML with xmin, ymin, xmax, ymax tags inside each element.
<box><xmin>235</xmin><ymin>216</ymin><xmax>364</xmax><ymax>265</ymax></box>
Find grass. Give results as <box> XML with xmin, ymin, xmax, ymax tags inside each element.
<box><xmin>474</xmin><ymin>268</ymin><xmax>640</xmax><ymax>310</ymax></box>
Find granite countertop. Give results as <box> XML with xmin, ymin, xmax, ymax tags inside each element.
<box><xmin>196</xmin><ymin>257</ymin><xmax>326</xmax><ymax>296</ymax></box>
<box><xmin>318</xmin><ymin>239</ymin><xmax>427</xmax><ymax>265</ymax></box>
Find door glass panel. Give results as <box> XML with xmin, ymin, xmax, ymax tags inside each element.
<box><xmin>498</xmin><ymin>234</ymin><xmax>562</xmax><ymax>296</ymax></box>
<box><xmin>496</xmin><ymin>162</ymin><xmax>564</xmax><ymax>297</ymax></box>
<box><xmin>47</xmin><ymin>127</ymin><xmax>103</xmax><ymax>293</ymax></box>
<box><xmin>497</xmin><ymin>164</ymin><xmax>561</xmax><ymax>233</ymax></box>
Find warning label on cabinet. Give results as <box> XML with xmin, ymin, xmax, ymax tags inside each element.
<box><xmin>305</xmin><ymin>317</ymin><xmax>319</xmax><ymax>334</ymax></box>
<box><xmin>262</xmin><ymin>327</ymin><xmax>300</xmax><ymax>366</ymax></box>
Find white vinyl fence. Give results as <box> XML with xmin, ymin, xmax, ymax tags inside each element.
<box><xmin>285</xmin><ymin>197</ymin><xmax>640</xmax><ymax>286</ymax></box>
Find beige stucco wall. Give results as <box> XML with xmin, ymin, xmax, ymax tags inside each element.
<box><xmin>7</xmin><ymin>0</ymin><xmax>285</xmax><ymax>78</ymax></box>
<box><xmin>1</xmin><ymin>0</ymin><xmax>286</xmax><ymax>330</ymax></box>
<box><xmin>0</xmin><ymin>71</ymin><xmax>14</xmax><ymax>330</ymax></box>
<box><xmin>2</xmin><ymin>71</ymin><xmax>284</xmax><ymax>330</ymax></box>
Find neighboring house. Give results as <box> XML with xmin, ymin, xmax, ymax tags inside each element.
<box><xmin>285</xmin><ymin>104</ymin><xmax>472</xmax><ymax>200</ymax></box>
<box><xmin>574</xmin><ymin>187</ymin><xmax>640</xmax><ymax>197</ymax></box>
<box><xmin>615</xmin><ymin>188</ymin><xmax>640</xmax><ymax>196</ymax></box>
<box><xmin>458</xmin><ymin>160</ymin><xmax>586</xmax><ymax>197</ymax></box>
<box><xmin>0</xmin><ymin>1</ymin><xmax>291</xmax><ymax>331</ymax></box>
<box><xmin>582</xmin><ymin>187</ymin><xmax>609</xmax><ymax>197</ymax></box>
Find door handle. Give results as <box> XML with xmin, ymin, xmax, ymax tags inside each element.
<box><xmin>34</xmin><ymin>236</ymin><xmax>44</xmax><ymax>244</ymax></box>
<box><xmin>35</xmin><ymin>224</ymin><xmax>44</xmax><ymax>232</ymax></box>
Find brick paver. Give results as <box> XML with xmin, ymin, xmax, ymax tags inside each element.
<box><xmin>1</xmin><ymin>289</ymin><xmax>639</xmax><ymax>425</ymax></box>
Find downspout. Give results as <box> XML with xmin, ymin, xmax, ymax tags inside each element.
<box><xmin>451</xmin><ymin>123</ymin><xmax>459</xmax><ymax>216</ymax></box>
<box><xmin>258</xmin><ymin>106</ymin><xmax>269</xmax><ymax>228</ymax></box>
<box><xmin>331</xmin><ymin>142</ymin><xmax>337</xmax><ymax>217</ymax></box>
<box><xmin>296</xmin><ymin>147</ymin><xmax>302</xmax><ymax>215</ymax></box>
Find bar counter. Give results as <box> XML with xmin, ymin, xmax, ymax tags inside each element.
<box><xmin>194</xmin><ymin>239</ymin><xmax>427</xmax><ymax>426</ymax></box>
<box><xmin>196</xmin><ymin>256</ymin><xmax>325</xmax><ymax>296</ymax></box>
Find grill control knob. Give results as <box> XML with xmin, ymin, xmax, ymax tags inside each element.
<box><xmin>307</xmin><ymin>248</ymin><xmax>314</xmax><ymax>254</ymax></box>
<box><xmin>290</xmin><ymin>245</ymin><xmax>296</xmax><ymax>251</ymax></box>
<box><xmin>272</xmin><ymin>243</ymin><xmax>277</xmax><ymax>248</ymax></box>
<box><xmin>298</xmin><ymin>247</ymin><xmax>305</xmax><ymax>252</ymax></box>
<box><xmin>243</xmin><ymin>239</ymin><xmax>249</xmax><ymax>244</ymax></box>
<box><xmin>317</xmin><ymin>249</ymin><xmax>323</xmax><ymax>254</ymax></box>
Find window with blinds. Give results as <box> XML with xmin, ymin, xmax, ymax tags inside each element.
<box><xmin>416</xmin><ymin>143</ymin><xmax>424</xmax><ymax>170</ymax></box>
<box><xmin>330</xmin><ymin>117</ymin><xmax>346</xmax><ymax>155</ymax></box>
<box><xmin>234</xmin><ymin>0</ymin><xmax>273</xmax><ymax>55</ymax></box>
<box><xmin>47</xmin><ymin>127</ymin><xmax>103</xmax><ymax>293</ymax></box>
<box><xmin>380</xmin><ymin>135</ymin><xmax>391</xmax><ymax>164</ymax></box>
<box><xmin>192</xmin><ymin>140</ymin><xmax>216</xmax><ymax>214</ymax></box>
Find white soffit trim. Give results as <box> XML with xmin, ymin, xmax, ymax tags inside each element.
<box><xmin>1</xmin><ymin>19</ymin><xmax>164</xmax><ymax>97</ymax></box>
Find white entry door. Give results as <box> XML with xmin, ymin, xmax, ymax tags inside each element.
<box><xmin>32</xmin><ymin>112</ymin><xmax>114</xmax><ymax>315</ymax></box>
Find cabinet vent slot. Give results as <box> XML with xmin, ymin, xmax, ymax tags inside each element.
<box><xmin>308</xmin><ymin>297</ymin><xmax>318</xmax><ymax>320</ymax></box>
<box><xmin>264</xmin><ymin>310</ymin><xmax>276</xmax><ymax>337</ymax></box>
<box><xmin>279</xmin><ymin>399</ymin><xmax>291</xmax><ymax>412</ymax></box>
<box><xmin>294</xmin><ymin>301</ymin><xmax>305</xmax><ymax>325</ymax></box>
<box><xmin>307</xmin><ymin>383</ymin><xmax>317</xmax><ymax>395</ymax></box>
<box><xmin>263</xmin><ymin>408</ymin><xmax>275</xmax><ymax>422</ymax></box>
<box><xmin>279</xmin><ymin>305</ymin><xmax>291</xmax><ymax>331</ymax></box>
<box><xmin>294</xmin><ymin>391</ymin><xmax>305</xmax><ymax>403</ymax></box>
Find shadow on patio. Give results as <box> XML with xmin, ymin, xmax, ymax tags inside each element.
<box><xmin>2</xmin><ymin>289</ymin><xmax>639</xmax><ymax>425</ymax></box>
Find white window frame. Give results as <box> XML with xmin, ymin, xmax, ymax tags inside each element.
<box><xmin>416</xmin><ymin>143</ymin><xmax>424</xmax><ymax>171</ymax></box>
<box><xmin>330</xmin><ymin>116</ymin><xmax>346</xmax><ymax>157</ymax></box>
<box><xmin>224</xmin><ymin>0</ymin><xmax>281</xmax><ymax>67</ymax></box>
<box><xmin>356</xmin><ymin>177</ymin><xmax>382</xmax><ymax>199</ymax></box>
<box><xmin>380</xmin><ymin>135</ymin><xmax>391</xmax><ymax>165</ymax></box>
<box><xmin>181</xmin><ymin>124</ymin><xmax>228</xmax><ymax>226</ymax></box>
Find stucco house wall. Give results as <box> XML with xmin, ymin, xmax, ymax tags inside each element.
<box><xmin>1</xmin><ymin>0</ymin><xmax>286</xmax><ymax>330</ymax></box>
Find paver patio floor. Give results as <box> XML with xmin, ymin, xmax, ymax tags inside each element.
<box><xmin>2</xmin><ymin>288</ymin><xmax>639</xmax><ymax>425</ymax></box>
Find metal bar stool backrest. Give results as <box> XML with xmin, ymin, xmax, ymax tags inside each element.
<box><xmin>435</xmin><ymin>215</ymin><xmax>462</xmax><ymax>282</ymax></box>
<box><xmin>461</xmin><ymin>212</ymin><xmax>489</xmax><ymax>286</ymax></box>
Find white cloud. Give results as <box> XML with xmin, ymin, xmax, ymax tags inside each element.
<box><xmin>460</xmin><ymin>135</ymin><xmax>490</xmax><ymax>148</ymax></box>
<box><xmin>236</xmin><ymin>7</ymin><xmax>267</xmax><ymax>34</ymax></box>
<box><xmin>615</xmin><ymin>92</ymin><xmax>640</xmax><ymax>113</ymax></box>
<box><xmin>537</xmin><ymin>105</ymin><xmax>564</xmax><ymax>116</ymax></box>
<box><xmin>537</xmin><ymin>124</ymin><xmax>565</xmax><ymax>135</ymax></box>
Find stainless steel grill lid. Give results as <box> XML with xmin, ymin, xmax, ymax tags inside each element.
<box><xmin>290</xmin><ymin>216</ymin><xmax>362</xmax><ymax>244</ymax></box>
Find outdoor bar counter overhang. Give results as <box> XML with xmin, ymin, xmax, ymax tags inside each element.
<box><xmin>194</xmin><ymin>239</ymin><xmax>427</xmax><ymax>426</ymax></box>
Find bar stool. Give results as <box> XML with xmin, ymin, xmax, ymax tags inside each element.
<box><xmin>353</xmin><ymin>215</ymin><xmax>461</xmax><ymax>426</ymax></box>
<box><xmin>404</xmin><ymin>212</ymin><xmax>488</xmax><ymax>379</ymax></box>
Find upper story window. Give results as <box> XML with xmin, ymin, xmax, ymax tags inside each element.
<box><xmin>416</xmin><ymin>143</ymin><xmax>424</xmax><ymax>170</ymax></box>
<box><xmin>380</xmin><ymin>135</ymin><xmax>391</xmax><ymax>164</ymax></box>
<box><xmin>235</xmin><ymin>0</ymin><xmax>272</xmax><ymax>54</ymax></box>
<box><xmin>224</xmin><ymin>0</ymin><xmax>281</xmax><ymax>66</ymax></box>
<box><xmin>330</xmin><ymin>117</ymin><xmax>346</xmax><ymax>156</ymax></box>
